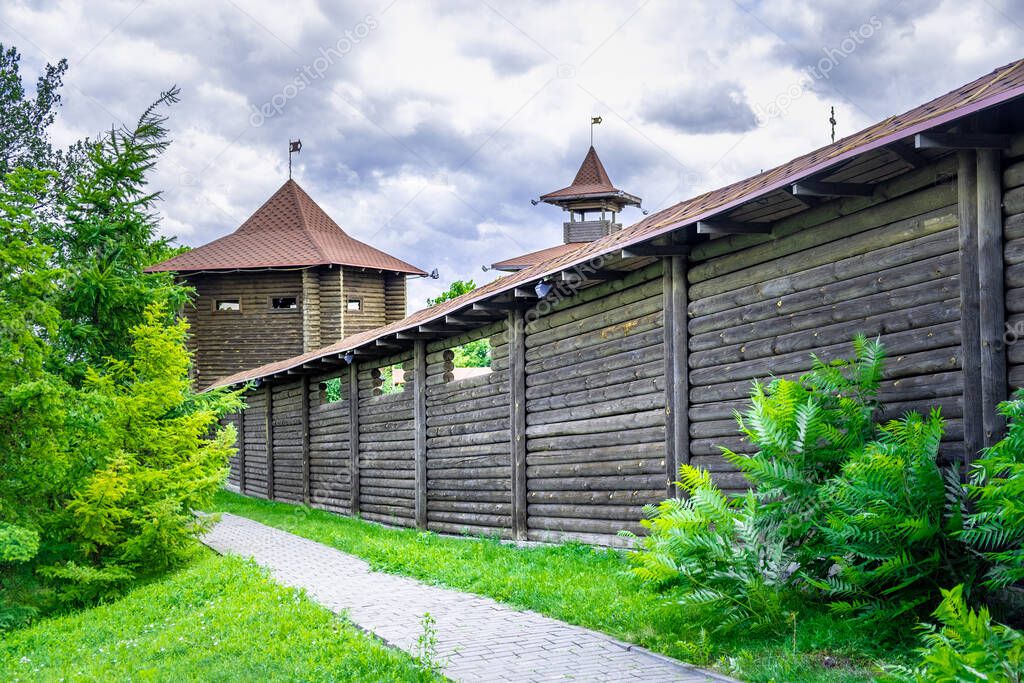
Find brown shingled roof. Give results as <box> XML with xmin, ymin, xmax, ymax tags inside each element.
<box><xmin>206</xmin><ymin>58</ymin><xmax>1024</xmax><ymax>391</ymax></box>
<box><xmin>540</xmin><ymin>146</ymin><xmax>641</xmax><ymax>204</ymax></box>
<box><xmin>490</xmin><ymin>242</ymin><xmax>588</xmax><ymax>271</ymax></box>
<box><xmin>147</xmin><ymin>179</ymin><xmax>426</xmax><ymax>275</ymax></box>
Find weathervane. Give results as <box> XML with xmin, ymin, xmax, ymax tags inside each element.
<box><xmin>829</xmin><ymin>107</ymin><xmax>837</xmax><ymax>143</ymax></box>
<box><xmin>288</xmin><ymin>139</ymin><xmax>302</xmax><ymax>179</ymax></box>
<box><xmin>591</xmin><ymin>116</ymin><xmax>602</xmax><ymax>146</ymax></box>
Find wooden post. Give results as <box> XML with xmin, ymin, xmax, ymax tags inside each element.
<box><xmin>662</xmin><ymin>255</ymin><xmax>690</xmax><ymax>496</ymax></box>
<box><xmin>413</xmin><ymin>340</ymin><xmax>428</xmax><ymax>529</ymax></box>
<box><xmin>508</xmin><ymin>310</ymin><xmax>528</xmax><ymax>541</ymax></box>
<box><xmin>958</xmin><ymin>150</ymin><xmax>985</xmax><ymax>465</ymax></box>
<box><xmin>301</xmin><ymin>375</ymin><xmax>311</xmax><ymax>505</ymax></box>
<box><xmin>977</xmin><ymin>148</ymin><xmax>1008</xmax><ymax>447</ymax></box>
<box><xmin>238</xmin><ymin>406</ymin><xmax>246</xmax><ymax>494</ymax></box>
<box><xmin>265</xmin><ymin>385</ymin><xmax>275</xmax><ymax>500</ymax></box>
<box><xmin>347</xmin><ymin>362</ymin><xmax>360</xmax><ymax>516</ymax></box>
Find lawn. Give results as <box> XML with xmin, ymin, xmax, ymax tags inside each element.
<box><xmin>211</xmin><ymin>490</ymin><xmax>916</xmax><ymax>682</ymax></box>
<box><xmin>0</xmin><ymin>551</ymin><xmax>438</xmax><ymax>682</ymax></box>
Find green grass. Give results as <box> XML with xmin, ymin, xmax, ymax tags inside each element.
<box><xmin>211</xmin><ymin>490</ymin><xmax>915</xmax><ymax>682</ymax></box>
<box><xmin>0</xmin><ymin>551</ymin><xmax>438</xmax><ymax>682</ymax></box>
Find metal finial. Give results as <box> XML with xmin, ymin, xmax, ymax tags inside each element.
<box><xmin>590</xmin><ymin>116</ymin><xmax>602</xmax><ymax>146</ymax></box>
<box><xmin>829</xmin><ymin>107</ymin><xmax>837</xmax><ymax>143</ymax></box>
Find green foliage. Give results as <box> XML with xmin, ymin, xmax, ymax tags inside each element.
<box><xmin>723</xmin><ymin>334</ymin><xmax>885</xmax><ymax>568</ymax></box>
<box><xmin>960</xmin><ymin>391</ymin><xmax>1024</xmax><ymax>590</ymax></box>
<box><xmin>453</xmin><ymin>338</ymin><xmax>491</xmax><ymax>368</ymax></box>
<box><xmin>624</xmin><ymin>466</ymin><xmax>794</xmax><ymax>634</ymax></box>
<box><xmin>426</xmin><ymin>279</ymin><xmax>476</xmax><ymax>307</ymax></box>
<box><xmin>811</xmin><ymin>410</ymin><xmax>956</xmax><ymax>621</ymax></box>
<box><xmin>0</xmin><ymin>554</ymin><xmax>439</xmax><ymax>682</ymax></box>
<box><xmin>324</xmin><ymin>376</ymin><xmax>343</xmax><ymax>402</ymax></box>
<box><xmin>890</xmin><ymin>584</ymin><xmax>1024</xmax><ymax>682</ymax></box>
<box><xmin>46</xmin><ymin>86</ymin><xmax>189</xmax><ymax>377</ymax></box>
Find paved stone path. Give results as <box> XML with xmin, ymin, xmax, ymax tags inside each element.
<box><xmin>202</xmin><ymin>514</ymin><xmax>733</xmax><ymax>682</ymax></box>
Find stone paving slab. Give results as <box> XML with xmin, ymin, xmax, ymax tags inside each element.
<box><xmin>202</xmin><ymin>513</ymin><xmax>735</xmax><ymax>682</ymax></box>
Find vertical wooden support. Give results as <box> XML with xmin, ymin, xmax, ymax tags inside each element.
<box><xmin>958</xmin><ymin>150</ymin><xmax>985</xmax><ymax>465</ymax></box>
<box><xmin>265</xmin><ymin>385</ymin><xmax>275</xmax><ymax>500</ymax></box>
<box><xmin>347</xmin><ymin>362</ymin><xmax>360</xmax><ymax>516</ymax></box>
<box><xmin>301</xmin><ymin>375</ymin><xmax>311</xmax><ymax>506</ymax></box>
<box><xmin>238</xmin><ymin>406</ymin><xmax>246</xmax><ymax>494</ymax></box>
<box><xmin>508</xmin><ymin>310</ymin><xmax>528</xmax><ymax>541</ymax></box>
<box><xmin>977</xmin><ymin>148</ymin><xmax>1008</xmax><ymax>447</ymax></box>
<box><xmin>662</xmin><ymin>255</ymin><xmax>690</xmax><ymax>497</ymax></box>
<box><xmin>413</xmin><ymin>340</ymin><xmax>428</xmax><ymax>529</ymax></box>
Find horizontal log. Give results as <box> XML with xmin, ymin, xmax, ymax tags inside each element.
<box><xmin>525</xmin><ymin>409</ymin><xmax>664</xmax><ymax>439</ymax></box>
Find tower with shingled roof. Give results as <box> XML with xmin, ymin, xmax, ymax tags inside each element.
<box><xmin>490</xmin><ymin>146</ymin><xmax>641</xmax><ymax>272</ymax></box>
<box><xmin>147</xmin><ymin>179</ymin><xmax>425</xmax><ymax>387</ymax></box>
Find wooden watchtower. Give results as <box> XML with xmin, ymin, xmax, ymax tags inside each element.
<box><xmin>147</xmin><ymin>179</ymin><xmax>424</xmax><ymax>387</ymax></box>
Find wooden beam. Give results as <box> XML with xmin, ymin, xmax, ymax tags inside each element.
<box><xmin>265</xmin><ymin>385</ymin><xmax>274</xmax><ymax>500</ymax></box>
<box><xmin>472</xmin><ymin>301</ymin><xmax>529</xmax><ymax>312</ymax></box>
<box><xmin>375</xmin><ymin>338</ymin><xmax>403</xmax><ymax>348</ymax></box>
<box><xmin>444</xmin><ymin>315</ymin><xmax>479</xmax><ymax>326</ymax></box>
<box><xmin>977</xmin><ymin>148</ymin><xmax>1008</xmax><ymax>447</ymax></box>
<box><xmin>395</xmin><ymin>331</ymin><xmax>437</xmax><ymax>340</ymax></box>
<box><xmin>958</xmin><ymin>150</ymin><xmax>985</xmax><ymax>465</ymax></box>
<box><xmin>413</xmin><ymin>340</ymin><xmax>427</xmax><ymax>529</ymax></box>
<box><xmin>915</xmin><ymin>132</ymin><xmax>1010</xmax><ymax>150</ymax></box>
<box><xmin>347</xmin><ymin>362</ymin><xmax>360</xmax><ymax>516</ymax></box>
<box><xmin>508</xmin><ymin>309</ymin><xmax>527</xmax><ymax>541</ymax></box>
<box><xmin>417</xmin><ymin>324</ymin><xmax>460</xmax><ymax>335</ymax></box>
<box><xmin>301</xmin><ymin>375</ymin><xmax>310</xmax><ymax>506</ymax></box>
<box><xmin>888</xmin><ymin>141</ymin><xmax>930</xmax><ymax>168</ymax></box>
<box><xmin>696</xmin><ymin>219</ymin><xmax>771</xmax><ymax>235</ymax></box>
<box><xmin>779</xmin><ymin>185</ymin><xmax>821</xmax><ymax>208</ymax></box>
<box><xmin>662</xmin><ymin>255</ymin><xmax>690</xmax><ymax>498</ymax></box>
<box><xmin>790</xmin><ymin>180</ymin><xmax>876</xmax><ymax>198</ymax></box>
<box><xmin>559</xmin><ymin>268</ymin><xmax>619</xmax><ymax>283</ymax></box>
<box><xmin>513</xmin><ymin>287</ymin><xmax>539</xmax><ymax>299</ymax></box>
<box><xmin>237</xmin><ymin>406</ymin><xmax>246</xmax><ymax>494</ymax></box>
<box><xmin>620</xmin><ymin>243</ymin><xmax>689</xmax><ymax>258</ymax></box>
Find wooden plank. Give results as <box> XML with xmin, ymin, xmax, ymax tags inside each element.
<box><xmin>301</xmin><ymin>375</ymin><xmax>310</xmax><ymax>505</ymax></box>
<box><xmin>238</xmin><ymin>407</ymin><xmax>246</xmax><ymax>494</ymax></box>
<box><xmin>916</xmin><ymin>132</ymin><xmax>1010</xmax><ymax>150</ymax></box>
<box><xmin>669</xmin><ymin>256</ymin><xmax>689</xmax><ymax>493</ymax></box>
<box><xmin>696</xmin><ymin>219</ymin><xmax>771</xmax><ymax>235</ymax></box>
<box><xmin>348</xmin><ymin>362</ymin><xmax>360</xmax><ymax>516</ymax></box>
<box><xmin>958</xmin><ymin>150</ymin><xmax>984</xmax><ymax>464</ymax></box>
<box><xmin>413</xmin><ymin>340</ymin><xmax>428</xmax><ymax>529</ymax></box>
<box><xmin>977</xmin><ymin>148</ymin><xmax>1008</xmax><ymax>447</ymax></box>
<box><xmin>791</xmin><ymin>180</ymin><xmax>875</xmax><ymax>197</ymax></box>
<box><xmin>509</xmin><ymin>309</ymin><xmax>527</xmax><ymax>541</ymax></box>
<box><xmin>662</xmin><ymin>256</ymin><xmax>677</xmax><ymax>497</ymax></box>
<box><xmin>265</xmin><ymin>386</ymin><xmax>274</xmax><ymax>499</ymax></box>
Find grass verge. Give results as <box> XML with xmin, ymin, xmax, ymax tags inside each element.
<box><xmin>0</xmin><ymin>551</ymin><xmax>438</xmax><ymax>682</ymax></box>
<box><xmin>211</xmin><ymin>490</ymin><xmax>915</xmax><ymax>682</ymax></box>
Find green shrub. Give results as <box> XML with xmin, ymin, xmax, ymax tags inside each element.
<box><xmin>722</xmin><ymin>334</ymin><xmax>884</xmax><ymax>571</ymax></box>
<box><xmin>624</xmin><ymin>466</ymin><xmax>794</xmax><ymax>633</ymax></box>
<box><xmin>810</xmin><ymin>410</ymin><xmax>958</xmax><ymax>621</ymax></box>
<box><xmin>960</xmin><ymin>391</ymin><xmax>1024</xmax><ymax>590</ymax></box>
<box><xmin>890</xmin><ymin>584</ymin><xmax>1024</xmax><ymax>682</ymax></box>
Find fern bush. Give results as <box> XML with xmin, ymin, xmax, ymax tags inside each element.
<box><xmin>623</xmin><ymin>466</ymin><xmax>794</xmax><ymax>634</ymax></box>
<box><xmin>960</xmin><ymin>391</ymin><xmax>1024</xmax><ymax>590</ymax></box>
<box><xmin>811</xmin><ymin>410</ymin><xmax>957</xmax><ymax>621</ymax></box>
<box><xmin>890</xmin><ymin>584</ymin><xmax>1024</xmax><ymax>682</ymax></box>
<box><xmin>722</xmin><ymin>335</ymin><xmax>884</xmax><ymax>570</ymax></box>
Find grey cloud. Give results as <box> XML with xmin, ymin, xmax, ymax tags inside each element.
<box><xmin>641</xmin><ymin>80</ymin><xmax>758</xmax><ymax>134</ymax></box>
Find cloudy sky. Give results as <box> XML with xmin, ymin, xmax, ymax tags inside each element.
<box><xmin>2</xmin><ymin>0</ymin><xmax>1022</xmax><ymax>307</ymax></box>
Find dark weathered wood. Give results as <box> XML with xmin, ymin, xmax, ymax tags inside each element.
<box><xmin>238</xmin><ymin>407</ymin><xmax>246</xmax><ymax>494</ymax></box>
<box><xmin>265</xmin><ymin>386</ymin><xmax>274</xmax><ymax>499</ymax></box>
<box><xmin>414</xmin><ymin>340</ymin><xmax>428</xmax><ymax>529</ymax></box>
<box><xmin>915</xmin><ymin>132</ymin><xmax>1010</xmax><ymax>150</ymax></box>
<box><xmin>347</xmin><ymin>362</ymin><xmax>360</xmax><ymax>516</ymax></box>
<box><xmin>509</xmin><ymin>309</ymin><xmax>527</xmax><ymax>541</ymax></box>
<box><xmin>662</xmin><ymin>255</ymin><xmax>688</xmax><ymax>496</ymax></box>
<box><xmin>959</xmin><ymin>150</ymin><xmax>985</xmax><ymax>463</ymax></box>
<box><xmin>790</xmin><ymin>180</ymin><xmax>875</xmax><ymax>197</ymax></box>
<box><xmin>300</xmin><ymin>376</ymin><xmax>310</xmax><ymax>505</ymax></box>
<box><xmin>696</xmin><ymin>219</ymin><xmax>771</xmax><ymax>235</ymax></box>
<box><xmin>977</xmin><ymin>148</ymin><xmax>1008</xmax><ymax>447</ymax></box>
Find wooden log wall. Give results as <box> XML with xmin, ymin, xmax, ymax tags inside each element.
<box><xmin>343</xmin><ymin>267</ymin><xmax>389</xmax><ymax>336</ymax></box>
<box><xmin>357</xmin><ymin>351</ymin><xmax>416</xmax><ymax>527</ymax></box>
<box><xmin>223</xmin><ymin>149</ymin><xmax>1021</xmax><ymax>548</ymax></box>
<box><xmin>224</xmin><ymin>413</ymin><xmax>243</xmax><ymax>489</ymax></box>
<box><xmin>524</xmin><ymin>262</ymin><xmax>667</xmax><ymax>547</ymax></box>
<box><xmin>686</xmin><ymin>157</ymin><xmax>966</xmax><ymax>478</ymax></box>
<box><xmin>1002</xmin><ymin>137</ymin><xmax>1024</xmax><ymax>397</ymax></box>
<box><xmin>424</xmin><ymin>321</ymin><xmax>512</xmax><ymax>539</ymax></box>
